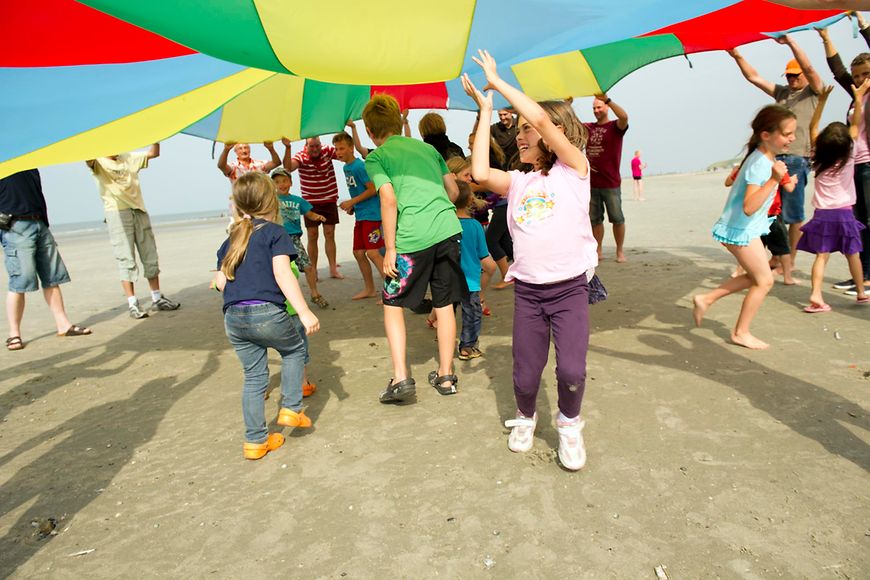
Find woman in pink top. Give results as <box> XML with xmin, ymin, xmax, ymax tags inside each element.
<box><xmin>631</xmin><ymin>150</ymin><xmax>647</xmax><ymax>201</ymax></box>
<box><xmin>463</xmin><ymin>50</ymin><xmax>596</xmax><ymax>472</ymax></box>
<box><xmin>797</xmin><ymin>82</ymin><xmax>870</xmax><ymax>312</ymax></box>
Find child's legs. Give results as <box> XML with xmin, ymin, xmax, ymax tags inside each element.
<box><xmin>547</xmin><ymin>278</ymin><xmax>590</xmax><ymax>419</ymax></box>
<box><xmin>459</xmin><ymin>291</ymin><xmax>482</xmax><ymax>349</ymax></box>
<box><xmin>352</xmin><ymin>249</ymin><xmax>374</xmax><ymax>292</ymax></box>
<box><xmin>304</xmin><ymin>265</ymin><xmax>319</xmax><ymax>296</ymax></box>
<box><xmin>809</xmin><ymin>253</ymin><xmax>830</xmax><ymax>304</ymax></box>
<box><xmin>271</xmin><ymin>314</ymin><xmax>308</xmax><ymax>412</ymax></box>
<box><xmin>224</xmin><ymin>309</ymin><xmax>271</xmax><ymax>444</ymax></box>
<box><xmin>383</xmin><ymin>305</ymin><xmax>408</xmax><ymax>380</ymax></box>
<box><xmin>430</xmin><ymin>236</ymin><xmax>467</xmax><ymax>376</ymax></box>
<box><xmin>433</xmin><ymin>305</ymin><xmax>457</xmax><ymax>375</ymax></box>
<box><xmin>512</xmin><ymin>282</ymin><xmax>551</xmax><ymax>417</ymax></box>
<box><xmin>366</xmin><ymin>249</ymin><xmax>384</xmax><ymax>279</ymax></box>
<box><xmin>305</xmin><ymin>225</ymin><xmax>320</xmax><ymax>273</ymax></box>
<box><xmin>845</xmin><ymin>253</ymin><xmax>867</xmax><ymax>297</ymax></box>
<box><xmin>726</xmin><ymin>239</ymin><xmax>774</xmax><ymax>337</ymax></box>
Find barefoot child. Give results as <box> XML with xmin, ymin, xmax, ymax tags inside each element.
<box><xmin>631</xmin><ymin>150</ymin><xmax>647</xmax><ymax>201</ymax></box>
<box><xmin>463</xmin><ymin>50</ymin><xmax>597</xmax><ymax>471</ymax></box>
<box><xmin>271</xmin><ymin>168</ymin><xmax>329</xmax><ymax>309</ymax></box>
<box><xmin>454</xmin><ymin>182</ymin><xmax>496</xmax><ymax>360</ymax></box>
<box><xmin>693</xmin><ymin>106</ymin><xmax>795</xmax><ymax>350</ymax></box>
<box><xmin>798</xmin><ymin>81</ymin><xmax>870</xmax><ymax>311</ymax></box>
<box><xmin>333</xmin><ymin>132</ymin><xmax>385</xmax><ymax>300</ymax></box>
<box><xmin>214</xmin><ymin>173</ymin><xmax>320</xmax><ymax>460</ymax></box>
<box><xmin>362</xmin><ymin>94</ymin><xmax>465</xmax><ymax>403</ymax></box>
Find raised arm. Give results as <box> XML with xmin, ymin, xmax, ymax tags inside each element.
<box><xmin>778</xmin><ymin>35</ymin><xmax>823</xmax><ymax>94</ymax></box>
<box><xmin>281</xmin><ymin>138</ymin><xmax>301</xmax><ymax>171</ymax></box>
<box><xmin>263</xmin><ymin>142</ymin><xmax>280</xmax><ymax>171</ymax></box>
<box><xmin>727</xmin><ymin>48</ymin><xmax>776</xmax><ymax>97</ymax></box>
<box><xmin>850</xmin><ymin>79</ymin><xmax>870</xmax><ymax>140</ymax></box>
<box><xmin>147</xmin><ymin>143</ymin><xmax>160</xmax><ymax>160</ymax></box>
<box><xmin>596</xmin><ymin>93</ymin><xmax>628</xmax><ymax>131</ymax></box>
<box><xmin>809</xmin><ymin>85</ymin><xmax>833</xmax><ymax>146</ymax></box>
<box><xmin>217</xmin><ymin>142</ymin><xmax>234</xmax><ymax>177</ymax></box>
<box><xmin>402</xmin><ymin>109</ymin><xmax>412</xmax><ymax>138</ymax></box>
<box><xmin>471</xmin><ymin>50</ymin><xmax>587</xmax><ymax>177</ymax></box>
<box><xmin>461</xmin><ymin>74</ymin><xmax>512</xmax><ymax>195</ymax></box>
<box><xmin>346</xmin><ymin>120</ymin><xmax>371</xmax><ymax>159</ymax></box>
<box><xmin>817</xmin><ymin>27</ymin><xmax>853</xmax><ymax>95</ymax></box>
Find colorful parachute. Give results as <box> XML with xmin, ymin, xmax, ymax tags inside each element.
<box><xmin>0</xmin><ymin>1</ymin><xmax>844</xmax><ymax>178</ymax></box>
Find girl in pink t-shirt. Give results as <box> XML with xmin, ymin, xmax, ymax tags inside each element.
<box><xmin>462</xmin><ymin>50</ymin><xmax>596</xmax><ymax>472</ymax></box>
<box><xmin>797</xmin><ymin>81</ymin><xmax>870</xmax><ymax>312</ymax></box>
<box><xmin>631</xmin><ymin>150</ymin><xmax>647</xmax><ymax>201</ymax></box>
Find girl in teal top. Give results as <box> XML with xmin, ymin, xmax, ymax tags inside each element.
<box><xmin>694</xmin><ymin>105</ymin><xmax>796</xmax><ymax>351</ymax></box>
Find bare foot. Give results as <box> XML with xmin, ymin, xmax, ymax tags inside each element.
<box><xmin>352</xmin><ymin>289</ymin><xmax>377</xmax><ymax>300</ymax></box>
<box><xmin>330</xmin><ymin>271</ymin><xmax>345</xmax><ymax>280</ymax></box>
<box><xmin>730</xmin><ymin>332</ymin><xmax>769</xmax><ymax>350</ymax></box>
<box><xmin>615</xmin><ymin>253</ymin><xmax>627</xmax><ymax>263</ymax></box>
<box><xmin>692</xmin><ymin>295</ymin><xmax>709</xmax><ymax>328</ymax></box>
<box><xmin>493</xmin><ymin>280</ymin><xmax>514</xmax><ymax>290</ymax></box>
<box><xmin>639</xmin><ymin>198</ymin><xmax>647</xmax><ymax>201</ymax></box>
<box><xmin>782</xmin><ymin>277</ymin><xmax>799</xmax><ymax>285</ymax></box>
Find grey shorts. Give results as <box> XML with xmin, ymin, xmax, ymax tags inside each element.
<box><xmin>589</xmin><ymin>187</ymin><xmax>625</xmax><ymax>226</ymax></box>
<box><xmin>105</xmin><ymin>209</ymin><xmax>160</xmax><ymax>282</ymax></box>
<box><xmin>289</xmin><ymin>234</ymin><xmax>311</xmax><ymax>270</ymax></box>
<box><xmin>1</xmin><ymin>219</ymin><xmax>70</xmax><ymax>293</ymax></box>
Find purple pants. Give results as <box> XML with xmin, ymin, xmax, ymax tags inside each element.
<box><xmin>512</xmin><ymin>275</ymin><xmax>590</xmax><ymax>418</ymax></box>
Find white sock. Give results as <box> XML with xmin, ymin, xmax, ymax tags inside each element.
<box><xmin>151</xmin><ymin>290</ymin><xmax>162</xmax><ymax>302</ymax></box>
<box><xmin>557</xmin><ymin>411</ymin><xmax>579</xmax><ymax>425</ymax></box>
<box><xmin>127</xmin><ymin>296</ymin><xmax>138</xmax><ymax>307</ymax></box>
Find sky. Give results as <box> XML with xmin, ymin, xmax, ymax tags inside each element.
<box><xmin>38</xmin><ymin>20</ymin><xmax>868</xmax><ymax>225</ymax></box>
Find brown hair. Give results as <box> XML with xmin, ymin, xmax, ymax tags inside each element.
<box><xmin>469</xmin><ymin>132</ymin><xmax>507</xmax><ymax>169</ymax></box>
<box><xmin>418</xmin><ymin>112</ymin><xmax>447</xmax><ymax>138</ymax></box>
<box><xmin>220</xmin><ymin>172</ymin><xmax>279</xmax><ymax>281</ymax></box>
<box><xmin>851</xmin><ymin>52</ymin><xmax>870</xmax><ymax>68</ymax></box>
<box><xmin>446</xmin><ymin>156</ymin><xmax>471</xmax><ymax>176</ymax></box>
<box><xmin>534</xmin><ymin>101</ymin><xmax>588</xmax><ymax>175</ymax></box>
<box><xmin>740</xmin><ymin>104</ymin><xmax>796</xmax><ymax>168</ymax></box>
<box><xmin>332</xmin><ymin>132</ymin><xmax>354</xmax><ymax>147</ymax></box>
<box><xmin>362</xmin><ymin>94</ymin><xmax>403</xmax><ymax>139</ymax></box>
<box><xmin>453</xmin><ymin>181</ymin><xmax>484</xmax><ymax>212</ymax></box>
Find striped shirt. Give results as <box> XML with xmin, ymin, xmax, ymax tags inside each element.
<box><xmin>292</xmin><ymin>146</ymin><xmax>339</xmax><ymax>203</ymax></box>
<box><xmin>227</xmin><ymin>159</ymin><xmax>269</xmax><ymax>184</ymax></box>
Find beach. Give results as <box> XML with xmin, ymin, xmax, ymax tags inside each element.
<box><xmin>1</xmin><ymin>171</ymin><xmax>868</xmax><ymax>578</ymax></box>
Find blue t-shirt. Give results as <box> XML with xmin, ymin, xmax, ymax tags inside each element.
<box><xmin>344</xmin><ymin>158</ymin><xmax>380</xmax><ymax>222</ymax></box>
<box><xmin>216</xmin><ymin>220</ymin><xmax>297</xmax><ymax>312</ymax></box>
<box><xmin>278</xmin><ymin>194</ymin><xmax>312</xmax><ymax>236</ymax></box>
<box><xmin>712</xmin><ymin>150</ymin><xmax>776</xmax><ymax>246</ymax></box>
<box><xmin>459</xmin><ymin>217</ymin><xmax>489</xmax><ymax>292</ymax></box>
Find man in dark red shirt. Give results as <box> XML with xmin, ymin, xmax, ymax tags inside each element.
<box><xmin>283</xmin><ymin>137</ymin><xmax>343</xmax><ymax>279</ymax></box>
<box><xmin>584</xmin><ymin>94</ymin><xmax>629</xmax><ymax>263</ymax></box>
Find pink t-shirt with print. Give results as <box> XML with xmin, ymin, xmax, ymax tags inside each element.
<box><xmin>505</xmin><ymin>159</ymin><xmax>598</xmax><ymax>285</ymax></box>
<box><xmin>813</xmin><ymin>148</ymin><xmax>856</xmax><ymax>210</ymax></box>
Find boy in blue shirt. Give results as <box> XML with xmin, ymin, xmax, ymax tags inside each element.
<box><xmin>271</xmin><ymin>168</ymin><xmax>328</xmax><ymax>309</ymax></box>
<box><xmin>333</xmin><ymin>132</ymin><xmax>385</xmax><ymax>301</ymax></box>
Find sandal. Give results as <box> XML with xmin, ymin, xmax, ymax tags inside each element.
<box><xmin>458</xmin><ymin>347</ymin><xmax>483</xmax><ymax>361</ymax></box>
<box><xmin>427</xmin><ymin>371</ymin><xmax>458</xmax><ymax>395</ymax></box>
<box><xmin>379</xmin><ymin>377</ymin><xmax>417</xmax><ymax>404</ymax></box>
<box><xmin>57</xmin><ymin>325</ymin><xmax>92</xmax><ymax>337</ymax></box>
<box><xmin>481</xmin><ymin>299</ymin><xmax>491</xmax><ymax>317</ymax></box>
<box><xmin>6</xmin><ymin>336</ymin><xmax>24</xmax><ymax>351</ymax></box>
<box><xmin>311</xmin><ymin>295</ymin><xmax>329</xmax><ymax>309</ymax></box>
<box><xmin>303</xmin><ymin>381</ymin><xmax>316</xmax><ymax>397</ymax></box>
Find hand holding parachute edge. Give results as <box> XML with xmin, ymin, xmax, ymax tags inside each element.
<box><xmin>461</xmin><ymin>73</ymin><xmax>493</xmax><ymax>113</ymax></box>
<box><xmin>470</xmin><ymin>49</ymin><xmax>501</xmax><ymax>92</ymax></box>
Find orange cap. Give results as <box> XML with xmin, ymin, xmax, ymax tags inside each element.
<box><xmin>784</xmin><ymin>59</ymin><xmax>802</xmax><ymax>75</ymax></box>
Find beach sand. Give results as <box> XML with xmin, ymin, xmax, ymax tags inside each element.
<box><xmin>1</xmin><ymin>172</ymin><xmax>868</xmax><ymax>578</ymax></box>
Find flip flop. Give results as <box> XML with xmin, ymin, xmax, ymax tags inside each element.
<box><xmin>57</xmin><ymin>325</ymin><xmax>92</xmax><ymax>337</ymax></box>
<box><xmin>803</xmin><ymin>303</ymin><xmax>831</xmax><ymax>314</ymax></box>
<box><xmin>857</xmin><ymin>296</ymin><xmax>870</xmax><ymax>304</ymax></box>
<box><xmin>6</xmin><ymin>336</ymin><xmax>24</xmax><ymax>351</ymax></box>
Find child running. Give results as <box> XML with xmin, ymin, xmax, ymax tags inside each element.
<box><xmin>693</xmin><ymin>105</ymin><xmax>795</xmax><ymax>350</ymax></box>
<box><xmin>333</xmin><ymin>132</ymin><xmax>385</xmax><ymax>300</ymax></box>
<box><xmin>271</xmin><ymin>168</ymin><xmax>329</xmax><ymax>309</ymax></box>
<box><xmin>214</xmin><ymin>172</ymin><xmax>320</xmax><ymax>460</ymax></box>
<box><xmin>798</xmin><ymin>81</ymin><xmax>870</xmax><ymax>311</ymax></box>
<box><xmin>454</xmin><ymin>181</ymin><xmax>496</xmax><ymax>360</ymax></box>
<box><xmin>462</xmin><ymin>50</ymin><xmax>596</xmax><ymax>471</ymax></box>
<box><xmin>362</xmin><ymin>94</ymin><xmax>466</xmax><ymax>404</ymax></box>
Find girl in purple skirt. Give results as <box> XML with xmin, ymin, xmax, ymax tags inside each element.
<box><xmin>798</xmin><ymin>81</ymin><xmax>870</xmax><ymax>312</ymax></box>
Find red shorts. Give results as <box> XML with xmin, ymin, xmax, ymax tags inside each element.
<box><xmin>353</xmin><ymin>220</ymin><xmax>385</xmax><ymax>251</ymax></box>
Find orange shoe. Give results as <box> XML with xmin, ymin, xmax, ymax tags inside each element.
<box><xmin>303</xmin><ymin>381</ymin><xmax>317</xmax><ymax>397</ymax></box>
<box><xmin>277</xmin><ymin>408</ymin><xmax>312</xmax><ymax>428</ymax></box>
<box><xmin>243</xmin><ymin>432</ymin><xmax>285</xmax><ymax>460</ymax></box>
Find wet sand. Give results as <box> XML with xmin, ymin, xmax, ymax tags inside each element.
<box><xmin>1</xmin><ymin>172</ymin><xmax>868</xmax><ymax>578</ymax></box>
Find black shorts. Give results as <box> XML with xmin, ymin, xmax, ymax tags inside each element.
<box><xmin>760</xmin><ymin>215</ymin><xmax>789</xmax><ymax>256</ymax></box>
<box><xmin>304</xmin><ymin>202</ymin><xmax>339</xmax><ymax>227</ymax></box>
<box><xmin>382</xmin><ymin>234</ymin><xmax>468</xmax><ymax>309</ymax></box>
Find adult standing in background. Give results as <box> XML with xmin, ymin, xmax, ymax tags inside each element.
<box><xmin>87</xmin><ymin>144</ymin><xmax>181</xmax><ymax>319</ymax></box>
<box><xmin>585</xmin><ymin>94</ymin><xmax>629</xmax><ymax>263</ymax></box>
<box><xmin>491</xmin><ymin>108</ymin><xmax>519</xmax><ymax>167</ymax></box>
<box><xmin>217</xmin><ymin>142</ymin><xmax>281</xmax><ymax>183</ymax></box>
<box><xmin>419</xmin><ymin>112</ymin><xmax>466</xmax><ymax>161</ymax></box>
<box><xmin>283</xmin><ymin>137</ymin><xmax>344</xmax><ymax>280</ymax></box>
<box><xmin>1</xmin><ymin>169</ymin><xmax>92</xmax><ymax>350</ymax></box>
<box><xmin>728</xmin><ymin>35</ymin><xmax>823</xmax><ymax>260</ymax></box>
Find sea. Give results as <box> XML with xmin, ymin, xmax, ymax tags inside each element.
<box><xmin>51</xmin><ymin>209</ymin><xmax>228</xmax><ymax>237</ymax></box>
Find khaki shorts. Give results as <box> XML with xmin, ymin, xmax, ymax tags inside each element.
<box><xmin>105</xmin><ymin>209</ymin><xmax>160</xmax><ymax>282</ymax></box>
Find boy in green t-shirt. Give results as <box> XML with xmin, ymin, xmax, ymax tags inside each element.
<box><xmin>362</xmin><ymin>94</ymin><xmax>467</xmax><ymax>404</ymax></box>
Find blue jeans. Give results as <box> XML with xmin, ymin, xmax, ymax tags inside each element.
<box><xmin>459</xmin><ymin>291</ymin><xmax>482</xmax><ymax>349</ymax></box>
<box><xmin>224</xmin><ymin>302</ymin><xmax>307</xmax><ymax>444</ymax></box>
<box><xmin>0</xmin><ymin>219</ymin><xmax>70</xmax><ymax>292</ymax></box>
<box><xmin>776</xmin><ymin>154</ymin><xmax>809</xmax><ymax>224</ymax></box>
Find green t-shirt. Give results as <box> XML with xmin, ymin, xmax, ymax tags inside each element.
<box><xmin>364</xmin><ymin>135</ymin><xmax>461</xmax><ymax>253</ymax></box>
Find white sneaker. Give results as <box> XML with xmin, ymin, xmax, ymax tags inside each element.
<box><xmin>505</xmin><ymin>412</ymin><xmax>537</xmax><ymax>453</ymax></box>
<box><xmin>557</xmin><ymin>418</ymin><xmax>586</xmax><ymax>471</ymax></box>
